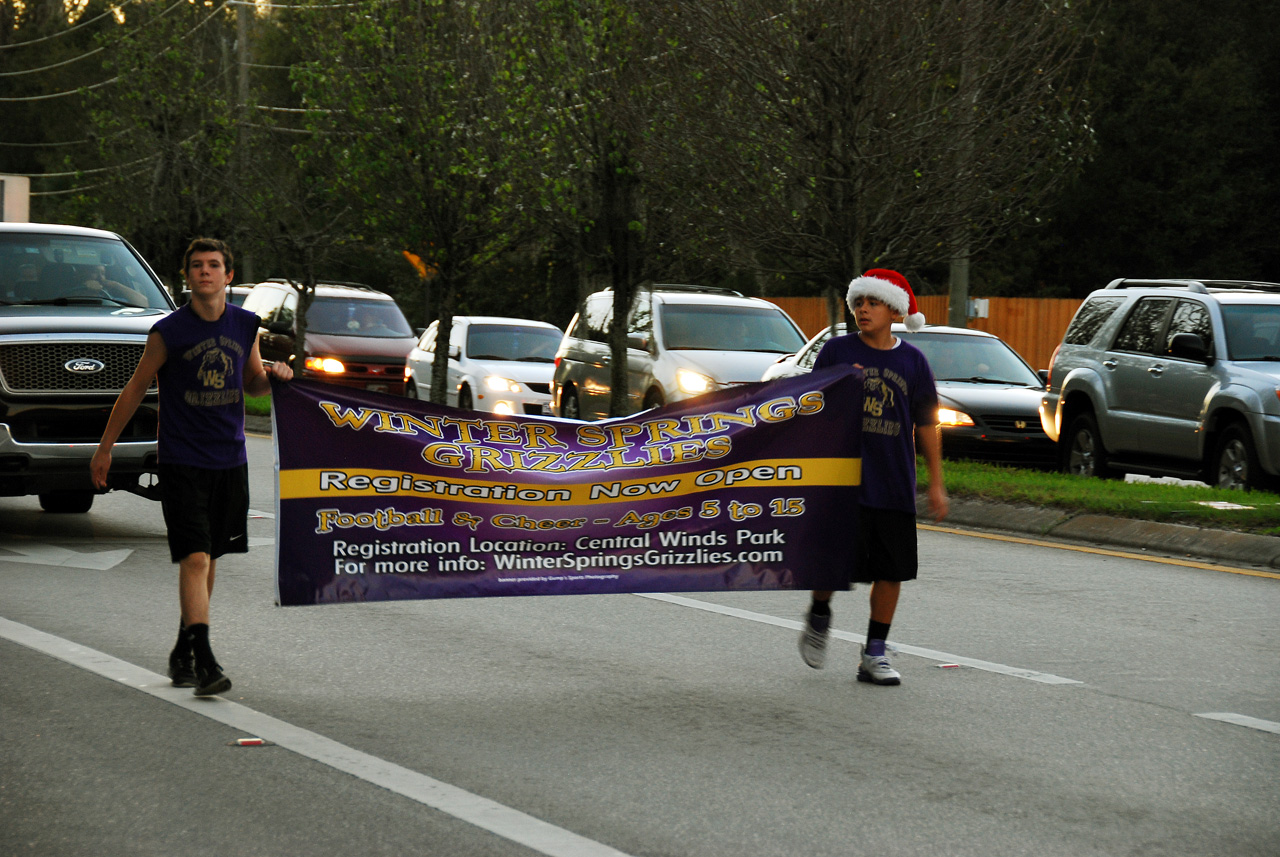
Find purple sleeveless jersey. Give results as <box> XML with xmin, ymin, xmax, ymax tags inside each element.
<box><xmin>152</xmin><ymin>303</ymin><xmax>261</xmax><ymax>469</ymax></box>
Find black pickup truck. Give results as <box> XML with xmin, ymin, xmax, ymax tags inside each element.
<box><xmin>0</xmin><ymin>223</ymin><xmax>174</xmax><ymax>512</ymax></box>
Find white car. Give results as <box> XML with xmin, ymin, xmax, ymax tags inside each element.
<box><xmin>552</xmin><ymin>285</ymin><xmax>807</xmax><ymax>420</ymax></box>
<box><xmin>404</xmin><ymin>316</ymin><xmax>563</xmax><ymax>415</ymax></box>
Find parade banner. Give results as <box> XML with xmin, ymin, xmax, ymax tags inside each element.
<box><xmin>271</xmin><ymin>367</ymin><xmax>862</xmax><ymax>606</ymax></box>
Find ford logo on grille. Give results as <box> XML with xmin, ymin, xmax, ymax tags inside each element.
<box><xmin>65</xmin><ymin>358</ymin><xmax>106</xmax><ymax>374</ymax></box>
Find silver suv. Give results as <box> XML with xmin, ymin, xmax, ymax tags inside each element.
<box><xmin>552</xmin><ymin>285</ymin><xmax>806</xmax><ymax>420</ymax></box>
<box><xmin>1040</xmin><ymin>279</ymin><xmax>1280</xmax><ymax>490</ymax></box>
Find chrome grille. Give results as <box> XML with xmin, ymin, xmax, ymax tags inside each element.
<box><xmin>0</xmin><ymin>342</ymin><xmax>151</xmax><ymax>394</ymax></box>
<box><xmin>982</xmin><ymin>414</ymin><xmax>1046</xmax><ymax>434</ymax></box>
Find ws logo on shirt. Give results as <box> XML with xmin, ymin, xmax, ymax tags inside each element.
<box><xmin>197</xmin><ymin>348</ymin><xmax>233</xmax><ymax>390</ymax></box>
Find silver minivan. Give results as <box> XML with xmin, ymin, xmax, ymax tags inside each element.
<box><xmin>552</xmin><ymin>285</ymin><xmax>807</xmax><ymax>420</ymax></box>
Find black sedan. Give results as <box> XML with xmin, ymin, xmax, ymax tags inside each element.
<box><xmin>762</xmin><ymin>323</ymin><xmax>1056</xmax><ymax>467</ymax></box>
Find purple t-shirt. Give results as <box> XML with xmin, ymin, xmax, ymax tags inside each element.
<box><xmin>152</xmin><ymin>303</ymin><xmax>260</xmax><ymax>469</ymax></box>
<box><xmin>814</xmin><ymin>333</ymin><xmax>938</xmax><ymax>513</ymax></box>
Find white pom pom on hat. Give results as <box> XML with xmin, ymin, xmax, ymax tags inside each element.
<box><xmin>846</xmin><ymin>268</ymin><xmax>925</xmax><ymax>331</ymax></box>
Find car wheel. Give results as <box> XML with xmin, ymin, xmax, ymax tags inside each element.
<box><xmin>560</xmin><ymin>387</ymin><xmax>581</xmax><ymax>420</ymax></box>
<box><xmin>643</xmin><ymin>389</ymin><xmax>666</xmax><ymax>411</ymax></box>
<box><xmin>39</xmin><ymin>490</ymin><xmax>95</xmax><ymax>514</ymax></box>
<box><xmin>405</xmin><ymin>378</ymin><xmax>419</xmax><ymax>400</ymax></box>
<box><xmin>1062</xmin><ymin>412</ymin><xmax>1118</xmax><ymax>479</ymax></box>
<box><xmin>1213</xmin><ymin>423</ymin><xmax>1263</xmax><ymax>491</ymax></box>
<box><xmin>457</xmin><ymin>385</ymin><xmax>473</xmax><ymax>410</ymax></box>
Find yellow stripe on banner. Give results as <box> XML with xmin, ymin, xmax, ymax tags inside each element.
<box><xmin>279</xmin><ymin>457</ymin><xmax>860</xmax><ymax>506</ymax></box>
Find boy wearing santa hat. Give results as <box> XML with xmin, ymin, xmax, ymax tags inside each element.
<box><xmin>799</xmin><ymin>268</ymin><xmax>949</xmax><ymax>684</ymax></box>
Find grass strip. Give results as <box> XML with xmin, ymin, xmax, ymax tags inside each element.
<box><xmin>926</xmin><ymin>459</ymin><xmax>1280</xmax><ymax>536</ymax></box>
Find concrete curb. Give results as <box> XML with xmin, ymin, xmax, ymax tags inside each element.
<box><xmin>249</xmin><ymin>413</ymin><xmax>1278</xmax><ymax>571</ymax></box>
<box><xmin>921</xmin><ymin>496</ymin><xmax>1280</xmax><ymax>571</ymax></box>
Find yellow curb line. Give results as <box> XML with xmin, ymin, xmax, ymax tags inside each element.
<box><xmin>919</xmin><ymin>523</ymin><xmax>1280</xmax><ymax>580</ymax></box>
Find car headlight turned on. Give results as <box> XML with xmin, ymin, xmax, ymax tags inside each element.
<box><xmin>676</xmin><ymin>368</ymin><xmax>714</xmax><ymax>395</ymax></box>
<box><xmin>937</xmin><ymin>406</ymin><xmax>975</xmax><ymax>427</ymax></box>
<box><xmin>305</xmin><ymin>356</ymin><xmax>346</xmax><ymax>374</ymax></box>
<box><xmin>484</xmin><ymin>375</ymin><xmax>522</xmax><ymax>393</ymax></box>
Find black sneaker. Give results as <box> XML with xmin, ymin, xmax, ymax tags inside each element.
<box><xmin>194</xmin><ymin>661</ymin><xmax>232</xmax><ymax>697</ymax></box>
<box><xmin>168</xmin><ymin>649</ymin><xmax>197</xmax><ymax>688</ymax></box>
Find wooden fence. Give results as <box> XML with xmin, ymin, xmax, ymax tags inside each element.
<box><xmin>766</xmin><ymin>295</ymin><xmax>1083</xmax><ymax>371</ymax></box>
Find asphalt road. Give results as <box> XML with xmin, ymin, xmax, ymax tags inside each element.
<box><xmin>1</xmin><ymin>434</ymin><xmax>1278</xmax><ymax>856</ymax></box>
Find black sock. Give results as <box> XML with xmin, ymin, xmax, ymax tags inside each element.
<box><xmin>188</xmin><ymin>623</ymin><xmax>215</xmax><ymax>664</ymax></box>
<box><xmin>867</xmin><ymin>619</ymin><xmax>891</xmax><ymax>642</ymax></box>
<box><xmin>809</xmin><ymin>599</ymin><xmax>831</xmax><ymax>617</ymax></box>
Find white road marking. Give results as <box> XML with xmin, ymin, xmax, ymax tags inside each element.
<box><xmin>0</xmin><ymin>542</ymin><xmax>133</xmax><ymax>570</ymax></box>
<box><xmin>0</xmin><ymin>617</ymin><xmax>637</xmax><ymax>857</ymax></box>
<box><xmin>636</xmin><ymin>592</ymin><xmax>1082</xmax><ymax>685</ymax></box>
<box><xmin>1194</xmin><ymin>712</ymin><xmax>1280</xmax><ymax>735</ymax></box>
<box><xmin>249</xmin><ymin>508</ymin><xmax>275</xmax><ymax>519</ymax></box>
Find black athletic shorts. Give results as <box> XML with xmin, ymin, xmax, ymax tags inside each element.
<box><xmin>851</xmin><ymin>506</ymin><xmax>918</xmax><ymax>583</ymax></box>
<box><xmin>159</xmin><ymin>463</ymin><xmax>250</xmax><ymax>563</ymax></box>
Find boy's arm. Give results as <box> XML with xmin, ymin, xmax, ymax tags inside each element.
<box><xmin>243</xmin><ymin>336</ymin><xmax>293</xmax><ymax>398</ymax></box>
<box><xmin>915</xmin><ymin>421</ymin><xmax>949</xmax><ymax>521</ymax></box>
<box><xmin>90</xmin><ymin>331</ymin><xmax>167</xmax><ymax>489</ymax></box>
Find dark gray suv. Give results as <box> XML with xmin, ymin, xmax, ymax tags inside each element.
<box><xmin>0</xmin><ymin>223</ymin><xmax>174</xmax><ymax>512</ymax></box>
<box><xmin>1041</xmin><ymin>279</ymin><xmax>1280</xmax><ymax>491</ymax></box>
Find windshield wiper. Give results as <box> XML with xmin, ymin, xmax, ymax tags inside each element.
<box><xmin>22</xmin><ymin>295</ymin><xmax>141</xmax><ymax>308</ymax></box>
<box><xmin>938</xmin><ymin>376</ymin><xmax>1027</xmax><ymax>385</ymax></box>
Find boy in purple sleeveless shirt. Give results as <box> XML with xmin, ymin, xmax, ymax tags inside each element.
<box><xmin>798</xmin><ymin>269</ymin><xmax>948</xmax><ymax>685</ymax></box>
<box><xmin>92</xmin><ymin>238</ymin><xmax>292</xmax><ymax>696</ymax></box>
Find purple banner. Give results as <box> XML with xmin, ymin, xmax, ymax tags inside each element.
<box><xmin>271</xmin><ymin>367</ymin><xmax>862</xmax><ymax>605</ymax></box>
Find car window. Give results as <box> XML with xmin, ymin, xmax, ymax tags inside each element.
<box><xmin>899</xmin><ymin>332</ymin><xmax>1041</xmax><ymax>385</ymax></box>
<box><xmin>466</xmin><ymin>324</ymin><xmax>562</xmax><ymax>362</ymax></box>
<box><xmin>1222</xmin><ymin>304</ymin><xmax>1280</xmax><ymax>360</ymax></box>
<box><xmin>628</xmin><ymin>292</ymin><xmax>652</xmax><ymax>337</ymax></box>
<box><xmin>581</xmin><ymin>295</ymin><xmax>612</xmax><ymax>343</ymax></box>
<box><xmin>418</xmin><ymin>323</ymin><xmax>437</xmax><ymax>352</ymax></box>
<box><xmin>245</xmin><ymin>286</ymin><xmax>287</xmax><ymax>324</ymax></box>
<box><xmin>1063</xmin><ymin>296</ymin><xmax>1125</xmax><ymax>345</ymax></box>
<box><xmin>0</xmin><ymin>233</ymin><xmax>169</xmax><ymax>308</ymax></box>
<box><xmin>797</xmin><ymin>326</ymin><xmax>842</xmax><ymax>371</ymax></box>
<box><xmin>658</xmin><ymin>305</ymin><xmax>805</xmax><ymax>353</ymax></box>
<box><xmin>1111</xmin><ymin>298</ymin><xmax>1173</xmax><ymax>355</ymax></box>
<box><xmin>1166</xmin><ymin>299</ymin><xmax>1214</xmax><ymax>355</ymax></box>
<box><xmin>307</xmin><ymin>298</ymin><xmax>413</xmax><ymax>337</ymax></box>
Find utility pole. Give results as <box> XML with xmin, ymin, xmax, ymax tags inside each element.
<box><xmin>236</xmin><ymin>1</ymin><xmax>255</xmax><ymax>282</ymax></box>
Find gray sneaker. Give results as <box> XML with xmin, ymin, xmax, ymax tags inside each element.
<box><xmin>799</xmin><ymin>610</ymin><xmax>830</xmax><ymax>669</ymax></box>
<box><xmin>857</xmin><ymin>646</ymin><xmax>901</xmax><ymax>685</ymax></box>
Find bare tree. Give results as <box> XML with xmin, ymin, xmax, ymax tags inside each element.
<box><xmin>674</xmin><ymin>0</ymin><xmax>1095</xmax><ymax>324</ymax></box>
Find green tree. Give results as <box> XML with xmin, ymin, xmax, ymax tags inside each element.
<box><xmin>493</xmin><ymin>0</ymin><xmax>723</xmax><ymax>416</ymax></box>
<box><xmin>982</xmin><ymin>0</ymin><xmax>1280</xmax><ymax>295</ymax></box>
<box><xmin>290</xmin><ymin>0</ymin><xmax>533</xmax><ymax>403</ymax></box>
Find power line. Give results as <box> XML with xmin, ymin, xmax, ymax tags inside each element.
<box><xmin>0</xmin><ymin>0</ymin><xmax>231</xmax><ymax>103</ymax></box>
<box><xmin>0</xmin><ymin>0</ymin><xmax>143</xmax><ymax>50</ymax></box>
<box><xmin>8</xmin><ymin>152</ymin><xmax>159</xmax><ymax>180</ymax></box>
<box><xmin>0</xmin><ymin>0</ymin><xmax>191</xmax><ymax>78</ymax></box>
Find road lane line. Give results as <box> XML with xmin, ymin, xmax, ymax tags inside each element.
<box><xmin>635</xmin><ymin>593</ymin><xmax>1081</xmax><ymax>685</ymax></box>
<box><xmin>1194</xmin><ymin>713</ymin><xmax>1280</xmax><ymax>735</ymax></box>
<box><xmin>919</xmin><ymin>523</ymin><xmax>1280</xmax><ymax>580</ymax></box>
<box><xmin>0</xmin><ymin>616</ymin><xmax>637</xmax><ymax>857</ymax></box>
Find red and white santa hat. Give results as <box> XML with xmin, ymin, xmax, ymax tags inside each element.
<box><xmin>846</xmin><ymin>268</ymin><xmax>926</xmax><ymax>331</ymax></box>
